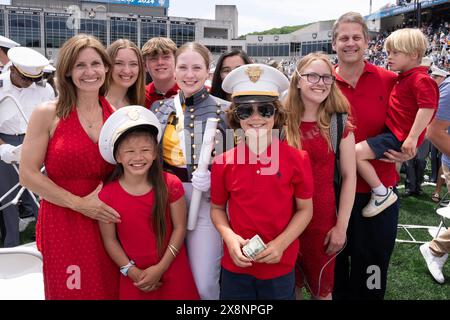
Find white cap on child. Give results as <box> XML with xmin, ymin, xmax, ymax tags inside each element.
<box><xmin>99</xmin><ymin>105</ymin><xmax>162</xmax><ymax>164</ymax></box>
<box><xmin>222</xmin><ymin>63</ymin><xmax>289</xmax><ymax>103</ymax></box>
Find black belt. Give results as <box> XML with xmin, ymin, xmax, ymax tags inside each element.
<box><xmin>163</xmin><ymin>162</ymin><xmax>190</xmax><ymax>183</ymax></box>
<box><xmin>0</xmin><ymin>133</ymin><xmax>25</xmax><ymax>136</ymax></box>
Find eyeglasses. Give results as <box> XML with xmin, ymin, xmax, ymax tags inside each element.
<box><xmin>234</xmin><ymin>103</ymin><xmax>276</xmax><ymax>120</ymax></box>
<box><xmin>296</xmin><ymin>70</ymin><xmax>335</xmax><ymax>85</ymax></box>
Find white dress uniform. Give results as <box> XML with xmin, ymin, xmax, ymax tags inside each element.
<box><xmin>0</xmin><ymin>47</ymin><xmax>54</xmax><ymax>247</ymax></box>
<box><xmin>0</xmin><ymin>36</ymin><xmax>20</xmax><ymax>75</ymax></box>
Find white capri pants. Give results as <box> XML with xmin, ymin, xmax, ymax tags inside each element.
<box><xmin>183</xmin><ymin>182</ymin><xmax>223</xmax><ymax>300</ymax></box>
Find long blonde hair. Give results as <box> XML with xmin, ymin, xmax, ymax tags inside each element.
<box><xmin>107</xmin><ymin>39</ymin><xmax>146</xmax><ymax>106</ymax></box>
<box><xmin>56</xmin><ymin>34</ymin><xmax>111</xmax><ymax>119</ymax></box>
<box><xmin>285</xmin><ymin>52</ymin><xmax>351</xmax><ymax>149</ymax></box>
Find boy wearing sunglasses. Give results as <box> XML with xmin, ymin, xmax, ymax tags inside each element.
<box><xmin>210</xmin><ymin>64</ymin><xmax>314</xmax><ymax>300</ymax></box>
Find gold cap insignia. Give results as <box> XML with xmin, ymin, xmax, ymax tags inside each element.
<box><xmin>245</xmin><ymin>66</ymin><xmax>263</xmax><ymax>83</ymax></box>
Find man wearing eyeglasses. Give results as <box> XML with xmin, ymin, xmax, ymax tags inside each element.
<box><xmin>0</xmin><ymin>46</ymin><xmax>54</xmax><ymax>247</ymax></box>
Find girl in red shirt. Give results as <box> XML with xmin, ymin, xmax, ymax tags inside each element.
<box><xmin>98</xmin><ymin>106</ymin><xmax>199</xmax><ymax>300</ymax></box>
<box><xmin>284</xmin><ymin>52</ymin><xmax>356</xmax><ymax>299</ymax></box>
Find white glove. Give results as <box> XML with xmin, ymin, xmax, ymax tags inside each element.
<box><xmin>0</xmin><ymin>144</ymin><xmax>22</xmax><ymax>164</ymax></box>
<box><xmin>191</xmin><ymin>169</ymin><xmax>211</xmax><ymax>193</ymax></box>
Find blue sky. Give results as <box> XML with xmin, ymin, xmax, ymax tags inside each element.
<box><xmin>169</xmin><ymin>0</ymin><xmax>395</xmax><ymax>36</ymax></box>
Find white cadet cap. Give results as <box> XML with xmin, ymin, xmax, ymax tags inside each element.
<box><xmin>430</xmin><ymin>66</ymin><xmax>450</xmax><ymax>77</ymax></box>
<box><xmin>7</xmin><ymin>47</ymin><xmax>49</xmax><ymax>78</ymax></box>
<box><xmin>99</xmin><ymin>106</ymin><xmax>162</xmax><ymax>164</ymax></box>
<box><xmin>0</xmin><ymin>35</ymin><xmax>19</xmax><ymax>49</ymax></box>
<box><xmin>43</xmin><ymin>64</ymin><xmax>56</xmax><ymax>73</ymax></box>
<box><xmin>222</xmin><ymin>63</ymin><xmax>289</xmax><ymax>102</ymax></box>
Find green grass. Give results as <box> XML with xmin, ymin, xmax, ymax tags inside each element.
<box><xmin>385</xmin><ymin>184</ymin><xmax>449</xmax><ymax>300</ymax></box>
<box><xmin>2</xmin><ymin>180</ymin><xmax>449</xmax><ymax>299</ymax></box>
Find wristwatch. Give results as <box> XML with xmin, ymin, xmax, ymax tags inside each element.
<box><xmin>120</xmin><ymin>260</ymin><xmax>135</xmax><ymax>277</ymax></box>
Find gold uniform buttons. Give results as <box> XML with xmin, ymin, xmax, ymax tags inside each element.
<box><xmin>189</xmin><ymin>123</ymin><xmax>194</xmax><ymax>128</ymax></box>
<box><xmin>190</xmin><ymin>114</ymin><xmax>195</xmax><ymax>119</ymax></box>
<box><xmin>190</xmin><ymin>133</ymin><xmax>194</xmax><ymax>138</ymax></box>
<box><xmin>190</xmin><ymin>108</ymin><xmax>194</xmax><ymax>113</ymax></box>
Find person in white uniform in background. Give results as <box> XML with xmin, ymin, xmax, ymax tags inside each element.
<box><xmin>0</xmin><ymin>35</ymin><xmax>20</xmax><ymax>74</ymax></box>
<box><xmin>0</xmin><ymin>47</ymin><xmax>54</xmax><ymax>247</ymax></box>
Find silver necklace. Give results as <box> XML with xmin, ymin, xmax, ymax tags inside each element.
<box><xmin>78</xmin><ymin>109</ymin><xmax>101</xmax><ymax>129</ymax></box>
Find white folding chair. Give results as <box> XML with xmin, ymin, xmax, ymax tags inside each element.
<box><xmin>0</xmin><ymin>242</ymin><xmax>44</xmax><ymax>300</ymax></box>
<box><xmin>433</xmin><ymin>191</ymin><xmax>450</xmax><ymax>239</ymax></box>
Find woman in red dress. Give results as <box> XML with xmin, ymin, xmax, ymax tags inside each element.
<box><xmin>97</xmin><ymin>106</ymin><xmax>199</xmax><ymax>300</ymax></box>
<box><xmin>284</xmin><ymin>52</ymin><xmax>356</xmax><ymax>299</ymax></box>
<box><xmin>20</xmin><ymin>35</ymin><xmax>120</xmax><ymax>299</ymax></box>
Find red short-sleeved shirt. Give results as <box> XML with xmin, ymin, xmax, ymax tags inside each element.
<box><xmin>211</xmin><ymin>139</ymin><xmax>314</xmax><ymax>280</ymax></box>
<box><xmin>386</xmin><ymin>66</ymin><xmax>439</xmax><ymax>145</ymax></box>
<box><xmin>335</xmin><ymin>62</ymin><xmax>399</xmax><ymax>193</ymax></box>
<box><xmin>145</xmin><ymin>82</ymin><xmax>179</xmax><ymax>109</ymax></box>
<box><xmin>99</xmin><ymin>173</ymin><xmax>199</xmax><ymax>300</ymax></box>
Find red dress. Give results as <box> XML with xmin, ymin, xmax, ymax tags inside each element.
<box><xmin>98</xmin><ymin>173</ymin><xmax>199</xmax><ymax>300</ymax></box>
<box><xmin>295</xmin><ymin>121</ymin><xmax>347</xmax><ymax>297</ymax></box>
<box><xmin>36</xmin><ymin>97</ymin><xmax>119</xmax><ymax>300</ymax></box>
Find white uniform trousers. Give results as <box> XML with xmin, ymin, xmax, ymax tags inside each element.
<box><xmin>183</xmin><ymin>182</ymin><xmax>222</xmax><ymax>300</ymax></box>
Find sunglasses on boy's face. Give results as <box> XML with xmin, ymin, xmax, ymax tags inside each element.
<box><xmin>234</xmin><ymin>103</ymin><xmax>277</xmax><ymax>120</ymax></box>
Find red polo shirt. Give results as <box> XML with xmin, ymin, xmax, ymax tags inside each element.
<box><xmin>386</xmin><ymin>66</ymin><xmax>439</xmax><ymax>145</ymax></box>
<box><xmin>145</xmin><ymin>82</ymin><xmax>179</xmax><ymax>109</ymax></box>
<box><xmin>211</xmin><ymin>139</ymin><xmax>314</xmax><ymax>280</ymax></box>
<box><xmin>335</xmin><ymin>62</ymin><xmax>399</xmax><ymax>193</ymax></box>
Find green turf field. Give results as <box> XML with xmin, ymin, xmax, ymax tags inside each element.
<box><xmin>2</xmin><ymin>181</ymin><xmax>449</xmax><ymax>300</ymax></box>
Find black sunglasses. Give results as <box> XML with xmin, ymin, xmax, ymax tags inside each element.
<box><xmin>234</xmin><ymin>103</ymin><xmax>277</xmax><ymax>120</ymax></box>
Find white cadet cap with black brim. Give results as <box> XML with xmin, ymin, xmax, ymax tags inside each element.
<box><xmin>7</xmin><ymin>47</ymin><xmax>49</xmax><ymax>78</ymax></box>
<box><xmin>43</xmin><ymin>64</ymin><xmax>56</xmax><ymax>73</ymax></box>
<box><xmin>0</xmin><ymin>35</ymin><xmax>20</xmax><ymax>49</ymax></box>
<box><xmin>222</xmin><ymin>63</ymin><xmax>290</xmax><ymax>104</ymax></box>
<box><xmin>99</xmin><ymin>105</ymin><xmax>162</xmax><ymax>164</ymax></box>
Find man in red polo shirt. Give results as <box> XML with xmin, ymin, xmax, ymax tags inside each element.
<box><xmin>141</xmin><ymin>37</ymin><xmax>179</xmax><ymax>109</ymax></box>
<box><xmin>331</xmin><ymin>12</ymin><xmax>412</xmax><ymax>300</ymax></box>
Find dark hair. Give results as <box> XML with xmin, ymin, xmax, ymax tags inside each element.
<box><xmin>226</xmin><ymin>99</ymin><xmax>287</xmax><ymax>130</ymax></box>
<box><xmin>210</xmin><ymin>49</ymin><xmax>252</xmax><ymax>100</ymax></box>
<box><xmin>0</xmin><ymin>46</ymin><xmax>10</xmax><ymax>55</ymax></box>
<box><xmin>108</xmin><ymin>127</ymin><xmax>168</xmax><ymax>256</ymax></box>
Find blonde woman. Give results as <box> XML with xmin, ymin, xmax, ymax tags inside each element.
<box><xmin>284</xmin><ymin>52</ymin><xmax>356</xmax><ymax>300</ymax></box>
<box><xmin>19</xmin><ymin>34</ymin><xmax>120</xmax><ymax>299</ymax></box>
<box><xmin>106</xmin><ymin>39</ymin><xmax>145</xmax><ymax>109</ymax></box>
